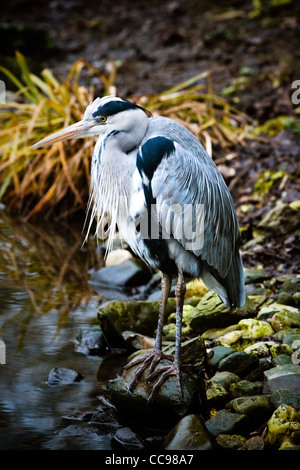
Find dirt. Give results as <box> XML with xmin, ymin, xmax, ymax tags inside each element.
<box><xmin>1</xmin><ymin>0</ymin><xmax>300</xmax><ymax>275</ymax></box>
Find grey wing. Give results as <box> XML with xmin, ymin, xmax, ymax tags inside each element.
<box><xmin>151</xmin><ymin>140</ymin><xmax>245</xmax><ymax>307</ymax></box>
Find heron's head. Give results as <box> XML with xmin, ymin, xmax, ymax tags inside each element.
<box><xmin>31</xmin><ymin>96</ymin><xmax>151</xmax><ymax>149</ymax></box>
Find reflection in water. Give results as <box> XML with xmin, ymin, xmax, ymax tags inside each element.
<box><xmin>0</xmin><ymin>212</ymin><xmax>113</xmax><ymax>450</ymax></box>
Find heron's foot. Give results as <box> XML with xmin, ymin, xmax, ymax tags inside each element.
<box><xmin>123</xmin><ymin>350</ymin><xmax>173</xmax><ymax>392</ymax></box>
<box><xmin>147</xmin><ymin>362</ymin><xmax>182</xmax><ymax>402</ymax></box>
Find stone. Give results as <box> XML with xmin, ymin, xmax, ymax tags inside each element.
<box><xmin>185</xmin><ymin>279</ymin><xmax>209</xmax><ymax>298</ymax></box>
<box><xmin>206</xmin><ymin>345</ymin><xmax>236</xmax><ymax>369</ymax></box>
<box><xmin>265</xmin><ymin>405</ymin><xmax>300</xmax><ymax>448</ymax></box>
<box><xmin>97</xmin><ymin>298</ymin><xmax>176</xmax><ymax>348</ymax></box>
<box><xmin>89</xmin><ymin>257</ymin><xmax>152</xmax><ymax>289</ymax></box>
<box><xmin>206</xmin><ymin>371</ymin><xmax>239</xmax><ymax>406</ymax></box>
<box><xmin>111</xmin><ymin>426</ymin><xmax>144</xmax><ymax>450</ymax></box>
<box><xmin>258</xmin><ymin>302</ymin><xmax>299</xmax><ymax>322</ymax></box>
<box><xmin>270</xmin><ymin>343</ymin><xmax>293</xmax><ymax>358</ymax></box>
<box><xmin>264</xmin><ymin>364</ymin><xmax>300</xmax><ymax>394</ymax></box>
<box><xmin>188</xmin><ymin>291</ymin><xmax>251</xmax><ymax>334</ymax></box>
<box><xmin>216</xmin><ymin>434</ymin><xmax>247</xmax><ymax>450</ymax></box>
<box><xmin>108</xmin><ymin>350</ymin><xmax>205</xmax><ymax>424</ymax></box>
<box><xmin>244</xmin><ymin>267</ymin><xmax>269</xmax><ymax>284</ymax></box>
<box><xmin>256</xmin><ymin>201</ymin><xmax>300</xmax><ymax>236</ymax></box>
<box><xmin>218</xmin><ymin>351</ymin><xmax>259</xmax><ymax>375</ymax></box>
<box><xmin>270</xmin><ymin>388</ymin><xmax>300</xmax><ymax>410</ymax></box>
<box><xmin>239</xmin><ymin>436</ymin><xmax>265</xmax><ymax>450</ymax></box>
<box><xmin>122</xmin><ymin>331</ymin><xmax>155</xmax><ymax>351</ymax></box>
<box><xmin>271</xmin><ymin>309</ymin><xmax>300</xmax><ymax>332</ymax></box>
<box><xmin>73</xmin><ymin>330</ymin><xmax>107</xmax><ymax>355</ymax></box>
<box><xmin>164</xmin><ymin>414</ymin><xmax>214</xmax><ymax>450</ymax></box>
<box><xmin>277</xmin><ymin>292</ymin><xmax>296</xmax><ymax>307</ymax></box>
<box><xmin>229</xmin><ymin>379</ymin><xmax>263</xmax><ymax>398</ymax></box>
<box><xmin>215</xmin><ymin>319</ymin><xmax>274</xmax><ymax>351</ymax></box>
<box><xmin>244</xmin><ymin>341</ymin><xmax>277</xmax><ymax>357</ymax></box>
<box><xmin>105</xmin><ymin>248</ymin><xmax>133</xmax><ymax>266</ymax></box>
<box><xmin>46</xmin><ymin>367</ymin><xmax>84</xmax><ymax>387</ymax></box>
<box><xmin>226</xmin><ymin>395</ymin><xmax>272</xmax><ymax>419</ymax></box>
<box><xmin>205</xmin><ymin>409</ymin><xmax>249</xmax><ymax>437</ymax></box>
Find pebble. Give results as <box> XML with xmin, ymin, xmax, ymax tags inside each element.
<box><xmin>164</xmin><ymin>414</ymin><xmax>214</xmax><ymax>450</ymax></box>
<box><xmin>263</xmin><ymin>364</ymin><xmax>300</xmax><ymax>394</ymax></box>
<box><xmin>205</xmin><ymin>409</ymin><xmax>249</xmax><ymax>436</ymax></box>
<box><xmin>218</xmin><ymin>351</ymin><xmax>259</xmax><ymax>375</ymax></box>
<box><xmin>46</xmin><ymin>367</ymin><xmax>84</xmax><ymax>387</ymax></box>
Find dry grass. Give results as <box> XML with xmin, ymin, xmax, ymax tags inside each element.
<box><xmin>0</xmin><ymin>53</ymin><xmax>254</xmax><ymax>221</ymax></box>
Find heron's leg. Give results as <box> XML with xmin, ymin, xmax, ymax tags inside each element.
<box><xmin>148</xmin><ymin>269</ymin><xmax>186</xmax><ymax>401</ymax></box>
<box><xmin>123</xmin><ymin>273</ymin><xmax>172</xmax><ymax>390</ymax></box>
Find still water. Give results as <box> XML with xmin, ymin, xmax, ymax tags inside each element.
<box><xmin>0</xmin><ymin>212</ymin><xmax>117</xmax><ymax>450</ymax></box>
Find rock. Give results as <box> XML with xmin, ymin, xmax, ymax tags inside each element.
<box><xmin>202</xmin><ymin>324</ymin><xmax>239</xmax><ymax>342</ymax></box>
<box><xmin>263</xmin><ymin>364</ymin><xmax>300</xmax><ymax>394</ymax></box>
<box><xmin>277</xmin><ymin>292</ymin><xmax>296</xmax><ymax>307</ymax></box>
<box><xmin>209</xmin><ymin>371</ymin><xmax>240</xmax><ymax>389</ymax></box>
<box><xmin>206</xmin><ymin>371</ymin><xmax>239</xmax><ymax>407</ymax></box>
<box><xmin>122</xmin><ymin>331</ymin><xmax>155</xmax><ymax>351</ymax></box>
<box><xmin>105</xmin><ymin>249</ymin><xmax>133</xmax><ymax>266</ymax></box>
<box><xmin>58</xmin><ymin>423</ymin><xmax>100</xmax><ymax>437</ymax></box>
<box><xmin>246</xmin><ymin>358</ymin><xmax>273</xmax><ymax>382</ymax></box>
<box><xmin>205</xmin><ymin>371</ymin><xmax>238</xmax><ymax>405</ymax></box>
<box><xmin>206</xmin><ymin>345</ymin><xmax>236</xmax><ymax>369</ymax></box>
<box><xmin>258</xmin><ymin>302</ymin><xmax>299</xmax><ymax>322</ymax></box>
<box><xmin>270</xmin><ymin>388</ymin><xmax>300</xmax><ymax>409</ymax></box>
<box><xmin>218</xmin><ymin>351</ymin><xmax>259</xmax><ymax>375</ymax></box>
<box><xmin>226</xmin><ymin>395</ymin><xmax>272</xmax><ymax>419</ymax></box>
<box><xmin>244</xmin><ymin>267</ymin><xmax>269</xmax><ymax>284</ymax></box>
<box><xmin>229</xmin><ymin>379</ymin><xmax>263</xmax><ymax>398</ymax></box>
<box><xmin>185</xmin><ymin>279</ymin><xmax>208</xmax><ymax>298</ymax></box>
<box><xmin>239</xmin><ymin>435</ymin><xmax>265</xmax><ymax>450</ymax></box>
<box><xmin>46</xmin><ymin>367</ymin><xmax>84</xmax><ymax>387</ymax></box>
<box><xmin>205</xmin><ymin>409</ymin><xmax>249</xmax><ymax>437</ymax></box>
<box><xmin>215</xmin><ymin>319</ymin><xmax>274</xmax><ymax>351</ymax></box>
<box><xmin>187</xmin><ymin>292</ymin><xmax>240</xmax><ymax>334</ymax></box>
<box><xmin>255</xmin><ymin>201</ymin><xmax>300</xmax><ymax>236</ymax></box>
<box><xmin>244</xmin><ymin>341</ymin><xmax>277</xmax><ymax>358</ymax></box>
<box><xmin>216</xmin><ymin>434</ymin><xmax>247</xmax><ymax>450</ymax></box>
<box><xmin>89</xmin><ymin>257</ymin><xmax>152</xmax><ymax>289</ymax></box>
<box><xmin>164</xmin><ymin>414</ymin><xmax>214</xmax><ymax>450</ymax></box>
<box><xmin>274</xmin><ymin>328</ymin><xmax>300</xmax><ymax>347</ymax></box>
<box><xmin>97</xmin><ymin>298</ymin><xmax>176</xmax><ymax>348</ymax></box>
<box><xmin>265</xmin><ymin>404</ymin><xmax>300</xmax><ymax>448</ymax></box>
<box><xmin>279</xmin><ymin>441</ymin><xmax>300</xmax><ymax>450</ymax></box>
<box><xmin>111</xmin><ymin>426</ymin><xmax>145</xmax><ymax>450</ymax></box>
<box><xmin>271</xmin><ymin>309</ymin><xmax>300</xmax><ymax>332</ymax></box>
<box><xmin>272</xmin><ymin>354</ymin><xmax>292</xmax><ymax>366</ymax></box>
<box><xmin>108</xmin><ymin>350</ymin><xmax>205</xmax><ymax>424</ymax></box>
<box><xmin>205</xmin><ymin>382</ymin><xmax>229</xmax><ymax>407</ymax></box>
<box><xmin>270</xmin><ymin>343</ymin><xmax>293</xmax><ymax>358</ymax></box>
<box><xmin>73</xmin><ymin>330</ymin><xmax>107</xmax><ymax>355</ymax></box>
<box><xmin>294</xmin><ymin>293</ymin><xmax>300</xmax><ymax>307</ymax></box>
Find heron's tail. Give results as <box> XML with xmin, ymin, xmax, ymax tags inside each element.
<box><xmin>201</xmin><ymin>250</ymin><xmax>245</xmax><ymax>309</ymax></box>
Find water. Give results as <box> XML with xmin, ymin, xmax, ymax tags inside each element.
<box><xmin>0</xmin><ymin>212</ymin><xmax>115</xmax><ymax>450</ymax></box>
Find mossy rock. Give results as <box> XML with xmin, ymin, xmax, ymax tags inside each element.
<box><xmin>98</xmin><ymin>298</ymin><xmax>176</xmax><ymax>348</ymax></box>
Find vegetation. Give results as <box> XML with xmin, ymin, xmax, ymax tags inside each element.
<box><xmin>0</xmin><ymin>53</ymin><xmax>254</xmax><ymax>221</ymax></box>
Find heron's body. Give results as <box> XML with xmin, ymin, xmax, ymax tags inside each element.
<box><xmin>32</xmin><ymin>96</ymin><xmax>245</xmax><ymax>399</ymax></box>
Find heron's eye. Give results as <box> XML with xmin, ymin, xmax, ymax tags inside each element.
<box><xmin>99</xmin><ymin>116</ymin><xmax>107</xmax><ymax>123</ymax></box>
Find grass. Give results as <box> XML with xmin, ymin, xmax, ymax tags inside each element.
<box><xmin>0</xmin><ymin>52</ymin><xmax>254</xmax><ymax>221</ymax></box>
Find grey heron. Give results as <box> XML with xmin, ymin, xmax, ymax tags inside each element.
<box><xmin>32</xmin><ymin>95</ymin><xmax>245</xmax><ymax>400</ymax></box>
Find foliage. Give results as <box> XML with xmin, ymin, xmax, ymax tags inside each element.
<box><xmin>249</xmin><ymin>0</ymin><xmax>295</xmax><ymax>18</ymax></box>
<box><xmin>0</xmin><ymin>53</ymin><xmax>254</xmax><ymax>221</ymax></box>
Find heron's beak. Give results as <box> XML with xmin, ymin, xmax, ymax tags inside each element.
<box><xmin>31</xmin><ymin>119</ymin><xmax>93</xmax><ymax>149</ymax></box>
